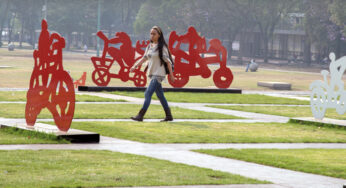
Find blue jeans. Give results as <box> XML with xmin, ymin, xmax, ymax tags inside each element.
<box><xmin>142</xmin><ymin>79</ymin><xmax>169</xmax><ymax>110</ymax></box>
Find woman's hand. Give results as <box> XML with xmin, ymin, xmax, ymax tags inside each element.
<box><xmin>169</xmin><ymin>73</ymin><xmax>175</xmax><ymax>83</ymax></box>
<box><xmin>130</xmin><ymin>66</ymin><xmax>136</xmax><ymax>72</ymax></box>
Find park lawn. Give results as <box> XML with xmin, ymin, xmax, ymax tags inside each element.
<box><xmin>194</xmin><ymin>148</ymin><xmax>346</xmax><ymax>179</ymax></box>
<box><xmin>48</xmin><ymin>121</ymin><xmax>346</xmax><ymax>143</ymax></box>
<box><xmin>110</xmin><ymin>91</ymin><xmax>309</xmax><ymax>105</ymax></box>
<box><xmin>0</xmin><ymin>91</ymin><xmax>125</xmax><ymax>102</ymax></box>
<box><xmin>0</xmin><ymin>126</ymin><xmax>69</xmax><ymax>144</ymax></box>
<box><xmin>0</xmin><ymin>48</ymin><xmax>327</xmax><ymax>90</ymax></box>
<box><xmin>0</xmin><ymin>103</ymin><xmax>240</xmax><ymax>119</ymax></box>
<box><xmin>207</xmin><ymin>105</ymin><xmax>346</xmax><ymax>120</ymax></box>
<box><xmin>0</xmin><ymin>150</ymin><xmax>267</xmax><ymax>188</ymax></box>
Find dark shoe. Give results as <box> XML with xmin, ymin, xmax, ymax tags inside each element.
<box><xmin>131</xmin><ymin>108</ymin><xmax>146</xmax><ymax>121</ymax></box>
<box><xmin>161</xmin><ymin>108</ymin><xmax>173</xmax><ymax>122</ymax></box>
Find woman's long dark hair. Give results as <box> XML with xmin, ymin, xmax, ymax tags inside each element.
<box><xmin>151</xmin><ymin>26</ymin><xmax>174</xmax><ymax>74</ymax></box>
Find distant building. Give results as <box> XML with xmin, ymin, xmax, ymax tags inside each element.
<box><xmin>232</xmin><ymin>13</ymin><xmax>323</xmax><ymax>63</ymax></box>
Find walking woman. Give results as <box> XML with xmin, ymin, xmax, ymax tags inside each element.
<box><xmin>130</xmin><ymin>26</ymin><xmax>175</xmax><ymax>122</ymax></box>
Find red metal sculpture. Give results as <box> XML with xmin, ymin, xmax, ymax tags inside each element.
<box><xmin>91</xmin><ymin>26</ymin><xmax>233</xmax><ymax>89</ymax></box>
<box><xmin>91</xmin><ymin>31</ymin><xmax>149</xmax><ymax>87</ymax></box>
<box><xmin>169</xmin><ymin>27</ymin><xmax>233</xmax><ymax>88</ymax></box>
<box><xmin>25</xmin><ymin>19</ymin><xmax>75</xmax><ymax>132</ymax></box>
<box><xmin>73</xmin><ymin>72</ymin><xmax>87</xmax><ymax>88</ymax></box>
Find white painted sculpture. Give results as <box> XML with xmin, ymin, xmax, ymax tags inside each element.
<box><xmin>310</xmin><ymin>53</ymin><xmax>346</xmax><ymax>119</ymax></box>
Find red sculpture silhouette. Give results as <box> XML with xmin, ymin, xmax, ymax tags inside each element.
<box><xmin>168</xmin><ymin>27</ymin><xmax>233</xmax><ymax>88</ymax></box>
<box><xmin>91</xmin><ymin>26</ymin><xmax>233</xmax><ymax>89</ymax></box>
<box><xmin>91</xmin><ymin>31</ymin><xmax>149</xmax><ymax>87</ymax></box>
<box><xmin>73</xmin><ymin>72</ymin><xmax>87</xmax><ymax>88</ymax></box>
<box><xmin>25</xmin><ymin>19</ymin><xmax>75</xmax><ymax>132</ymax></box>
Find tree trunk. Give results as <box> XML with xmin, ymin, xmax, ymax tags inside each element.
<box><xmin>67</xmin><ymin>32</ymin><xmax>72</xmax><ymax>50</ymax></box>
<box><xmin>0</xmin><ymin>0</ymin><xmax>10</xmax><ymax>44</ymax></box>
<box><xmin>263</xmin><ymin>34</ymin><xmax>269</xmax><ymax>63</ymax></box>
<box><xmin>304</xmin><ymin>38</ymin><xmax>311</xmax><ymax>66</ymax></box>
<box><xmin>19</xmin><ymin>17</ymin><xmax>24</xmax><ymax>48</ymax></box>
<box><xmin>336</xmin><ymin>33</ymin><xmax>341</xmax><ymax>59</ymax></box>
<box><xmin>237</xmin><ymin>32</ymin><xmax>244</xmax><ymax>64</ymax></box>
<box><xmin>107</xmin><ymin>25</ymin><xmax>112</xmax><ymax>39</ymax></box>
<box><xmin>32</xmin><ymin>28</ymin><xmax>36</xmax><ymax>49</ymax></box>
<box><xmin>227</xmin><ymin>40</ymin><xmax>232</xmax><ymax>65</ymax></box>
<box><xmin>7</xmin><ymin>14</ymin><xmax>12</xmax><ymax>43</ymax></box>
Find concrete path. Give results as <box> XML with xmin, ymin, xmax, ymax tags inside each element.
<box><xmin>115</xmin><ymin>185</ymin><xmax>285</xmax><ymax>188</ymax></box>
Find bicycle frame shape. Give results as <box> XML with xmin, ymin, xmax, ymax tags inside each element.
<box><xmin>25</xmin><ymin>20</ymin><xmax>75</xmax><ymax>132</ymax></box>
<box><xmin>91</xmin><ymin>31</ymin><xmax>149</xmax><ymax>87</ymax></box>
<box><xmin>310</xmin><ymin>52</ymin><xmax>345</xmax><ymax>119</ymax></box>
<box><xmin>168</xmin><ymin>27</ymin><xmax>233</xmax><ymax>88</ymax></box>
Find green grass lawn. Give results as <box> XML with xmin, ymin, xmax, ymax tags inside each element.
<box><xmin>194</xmin><ymin>148</ymin><xmax>346</xmax><ymax>179</ymax></box>
<box><xmin>0</xmin><ymin>91</ymin><xmax>125</xmax><ymax>102</ymax></box>
<box><xmin>0</xmin><ymin>126</ymin><xmax>69</xmax><ymax>144</ymax></box>
<box><xmin>207</xmin><ymin>105</ymin><xmax>346</xmax><ymax>120</ymax></box>
<box><xmin>0</xmin><ymin>103</ymin><xmax>240</xmax><ymax>119</ymax></box>
<box><xmin>0</xmin><ymin>150</ymin><xmax>267</xmax><ymax>188</ymax></box>
<box><xmin>48</xmin><ymin>121</ymin><xmax>346</xmax><ymax>143</ymax></box>
<box><xmin>110</xmin><ymin>91</ymin><xmax>309</xmax><ymax>104</ymax></box>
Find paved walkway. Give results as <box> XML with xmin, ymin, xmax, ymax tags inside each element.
<box><xmin>115</xmin><ymin>185</ymin><xmax>284</xmax><ymax>188</ymax></box>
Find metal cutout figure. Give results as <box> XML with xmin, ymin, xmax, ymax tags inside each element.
<box><xmin>92</xmin><ymin>27</ymin><xmax>233</xmax><ymax>88</ymax></box>
<box><xmin>73</xmin><ymin>72</ymin><xmax>87</xmax><ymax>88</ymax></box>
<box><xmin>310</xmin><ymin>52</ymin><xmax>346</xmax><ymax>119</ymax></box>
<box><xmin>26</xmin><ymin>19</ymin><xmax>75</xmax><ymax>132</ymax></box>
<box><xmin>91</xmin><ymin>31</ymin><xmax>149</xmax><ymax>87</ymax></box>
<box><xmin>168</xmin><ymin>27</ymin><xmax>233</xmax><ymax>88</ymax></box>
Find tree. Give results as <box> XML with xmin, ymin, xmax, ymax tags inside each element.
<box><xmin>300</xmin><ymin>0</ymin><xmax>344</xmax><ymax>63</ymax></box>
<box><xmin>329</xmin><ymin>0</ymin><xmax>346</xmax><ymax>37</ymax></box>
<box><xmin>0</xmin><ymin>0</ymin><xmax>11</xmax><ymax>46</ymax></box>
<box><xmin>328</xmin><ymin>0</ymin><xmax>346</xmax><ymax>57</ymax></box>
<box><xmin>133</xmin><ymin>0</ymin><xmax>195</xmax><ymax>37</ymax></box>
<box><xmin>102</xmin><ymin>0</ymin><xmax>143</xmax><ymax>38</ymax></box>
<box><xmin>12</xmin><ymin>0</ymin><xmax>32</xmax><ymax>48</ymax></box>
<box><xmin>47</xmin><ymin>0</ymin><xmax>97</xmax><ymax>49</ymax></box>
<box><xmin>248</xmin><ymin>0</ymin><xmax>296</xmax><ymax>63</ymax></box>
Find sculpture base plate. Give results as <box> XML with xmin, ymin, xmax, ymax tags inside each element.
<box><xmin>78</xmin><ymin>86</ymin><xmax>242</xmax><ymax>93</ymax></box>
<box><xmin>0</xmin><ymin>122</ymin><xmax>99</xmax><ymax>143</ymax></box>
<box><xmin>257</xmin><ymin>81</ymin><xmax>292</xmax><ymax>90</ymax></box>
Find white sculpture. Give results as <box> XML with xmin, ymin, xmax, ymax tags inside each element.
<box><xmin>310</xmin><ymin>53</ymin><xmax>346</xmax><ymax>119</ymax></box>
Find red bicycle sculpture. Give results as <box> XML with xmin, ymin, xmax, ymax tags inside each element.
<box><xmin>25</xmin><ymin>20</ymin><xmax>75</xmax><ymax>132</ymax></box>
<box><xmin>168</xmin><ymin>27</ymin><xmax>233</xmax><ymax>88</ymax></box>
<box><xmin>91</xmin><ymin>31</ymin><xmax>149</xmax><ymax>87</ymax></box>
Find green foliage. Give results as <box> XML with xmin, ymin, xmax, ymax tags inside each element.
<box><xmin>134</xmin><ymin>0</ymin><xmax>189</xmax><ymax>35</ymax></box>
<box><xmin>329</xmin><ymin>0</ymin><xmax>346</xmax><ymax>36</ymax></box>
